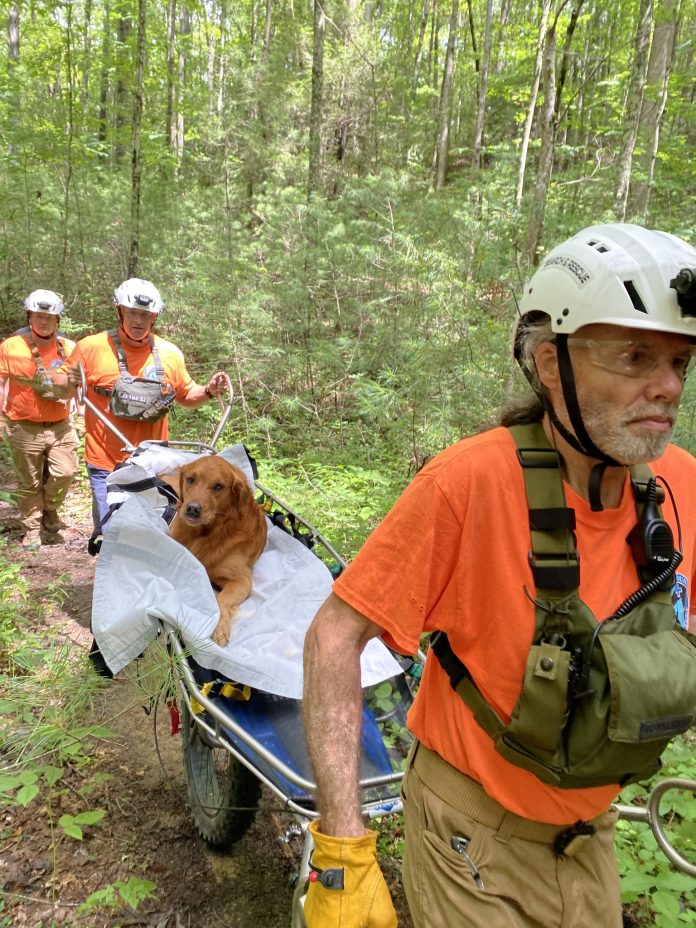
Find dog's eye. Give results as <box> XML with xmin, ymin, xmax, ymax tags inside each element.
<box><xmin>185</xmin><ymin>475</ymin><xmax>195</xmax><ymax>486</ymax></box>
<box><xmin>212</xmin><ymin>482</ymin><xmax>224</xmax><ymax>492</ymax></box>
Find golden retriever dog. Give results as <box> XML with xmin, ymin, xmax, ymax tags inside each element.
<box><xmin>168</xmin><ymin>455</ymin><xmax>267</xmax><ymax>647</ymax></box>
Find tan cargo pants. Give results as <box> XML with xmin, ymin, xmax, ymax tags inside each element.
<box><xmin>6</xmin><ymin>418</ymin><xmax>78</xmax><ymax>532</ymax></box>
<box><xmin>401</xmin><ymin>742</ymin><xmax>622</xmax><ymax>928</ymax></box>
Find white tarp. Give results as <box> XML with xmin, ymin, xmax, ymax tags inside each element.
<box><xmin>91</xmin><ymin>444</ymin><xmax>402</xmax><ymax>698</ymax></box>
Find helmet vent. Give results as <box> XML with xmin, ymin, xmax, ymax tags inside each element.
<box><xmin>623</xmin><ymin>280</ymin><xmax>648</xmax><ymax>314</ymax></box>
<box><xmin>586</xmin><ymin>239</ymin><xmax>609</xmax><ymax>253</ymax></box>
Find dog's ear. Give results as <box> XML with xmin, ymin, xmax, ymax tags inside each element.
<box><xmin>158</xmin><ymin>471</ymin><xmax>180</xmax><ymax>493</ymax></box>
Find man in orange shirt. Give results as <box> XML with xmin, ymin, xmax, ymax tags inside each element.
<box><xmin>303</xmin><ymin>225</ymin><xmax>696</xmax><ymax>927</ymax></box>
<box><xmin>54</xmin><ymin>278</ymin><xmax>228</xmax><ymax>535</ymax></box>
<box><xmin>0</xmin><ymin>290</ymin><xmax>79</xmax><ymax>549</ymax></box>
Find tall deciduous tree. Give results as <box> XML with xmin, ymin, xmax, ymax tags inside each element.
<box><xmin>308</xmin><ymin>0</ymin><xmax>326</xmax><ymax>198</ymax></box>
<box><xmin>627</xmin><ymin>0</ymin><xmax>680</xmax><ymax>221</ymax></box>
<box><xmin>433</xmin><ymin>0</ymin><xmax>459</xmax><ymax>189</ymax></box>
<box><xmin>128</xmin><ymin>0</ymin><xmax>147</xmax><ymax>275</ymax></box>
<box><xmin>613</xmin><ymin>0</ymin><xmax>653</xmax><ymax>221</ymax></box>
<box><xmin>516</xmin><ymin>0</ymin><xmax>553</xmax><ymax>207</ymax></box>
<box><xmin>471</xmin><ymin>0</ymin><xmax>493</xmax><ymax>170</ymax></box>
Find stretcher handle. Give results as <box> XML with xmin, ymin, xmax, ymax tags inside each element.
<box><xmin>208</xmin><ymin>372</ymin><xmax>234</xmax><ymax>449</ymax></box>
<box><xmin>615</xmin><ymin>777</ymin><xmax>696</xmax><ymax>877</ymax></box>
<box><xmin>75</xmin><ymin>362</ymin><xmax>136</xmax><ymax>453</ymax></box>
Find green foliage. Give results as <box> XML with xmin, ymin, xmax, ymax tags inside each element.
<box><xmin>616</xmin><ymin>736</ymin><xmax>696</xmax><ymax>926</ymax></box>
<box><xmin>76</xmin><ymin>877</ymin><xmax>157</xmax><ymax>916</ymax></box>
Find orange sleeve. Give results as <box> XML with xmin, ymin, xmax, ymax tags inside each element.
<box><xmin>333</xmin><ymin>473</ymin><xmax>462</xmax><ymax>656</ymax></box>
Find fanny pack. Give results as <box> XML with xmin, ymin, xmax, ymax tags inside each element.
<box><xmin>431</xmin><ymin>422</ymin><xmax>696</xmax><ymax>789</ymax></box>
<box><xmin>27</xmin><ymin>332</ymin><xmax>69</xmax><ymax>403</ymax></box>
<box><xmin>100</xmin><ymin>330</ymin><xmax>177</xmax><ymax>422</ymax></box>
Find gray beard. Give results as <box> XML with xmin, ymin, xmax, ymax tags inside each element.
<box><xmin>578</xmin><ymin>392</ymin><xmax>676</xmax><ymax>464</ymax></box>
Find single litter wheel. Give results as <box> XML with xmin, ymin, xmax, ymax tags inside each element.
<box><xmin>180</xmin><ymin>697</ymin><xmax>261</xmax><ymax>849</ymax></box>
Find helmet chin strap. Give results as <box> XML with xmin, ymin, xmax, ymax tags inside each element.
<box><xmin>553</xmin><ymin>335</ymin><xmax>623</xmax><ymax>512</ymax></box>
<box><xmin>515</xmin><ymin>333</ymin><xmax>623</xmax><ymax>512</ymax></box>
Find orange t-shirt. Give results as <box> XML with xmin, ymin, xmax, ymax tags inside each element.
<box><xmin>334</xmin><ymin>427</ymin><xmax>696</xmax><ymax>824</ymax></box>
<box><xmin>0</xmin><ymin>332</ymin><xmax>76</xmax><ymax>422</ymax></box>
<box><xmin>67</xmin><ymin>331</ymin><xmax>194</xmax><ymax>470</ymax></box>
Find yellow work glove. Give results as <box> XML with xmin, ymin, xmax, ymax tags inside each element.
<box><xmin>303</xmin><ymin>819</ymin><xmax>398</xmax><ymax>928</ymax></box>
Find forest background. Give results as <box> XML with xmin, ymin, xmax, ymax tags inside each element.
<box><xmin>0</xmin><ymin>0</ymin><xmax>695</xmax><ymax>924</ymax></box>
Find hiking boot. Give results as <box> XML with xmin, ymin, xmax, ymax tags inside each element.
<box><xmin>20</xmin><ymin>529</ymin><xmax>42</xmax><ymax>550</ymax></box>
<box><xmin>42</xmin><ymin>510</ymin><xmax>64</xmax><ymax>534</ymax></box>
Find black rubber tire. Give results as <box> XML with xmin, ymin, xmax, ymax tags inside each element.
<box><xmin>180</xmin><ymin>698</ymin><xmax>261</xmax><ymax>849</ymax></box>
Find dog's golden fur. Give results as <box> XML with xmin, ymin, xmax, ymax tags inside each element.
<box><xmin>168</xmin><ymin>455</ymin><xmax>267</xmax><ymax>647</ymax></box>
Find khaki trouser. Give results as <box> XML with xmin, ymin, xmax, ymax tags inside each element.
<box><xmin>6</xmin><ymin>418</ymin><xmax>79</xmax><ymax>531</ymax></box>
<box><xmin>401</xmin><ymin>742</ymin><xmax>622</xmax><ymax>928</ymax></box>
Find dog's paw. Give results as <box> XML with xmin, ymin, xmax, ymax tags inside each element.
<box><xmin>211</xmin><ymin>621</ymin><xmax>231</xmax><ymax>648</ymax></box>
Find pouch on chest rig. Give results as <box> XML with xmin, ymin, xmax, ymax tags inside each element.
<box><xmin>431</xmin><ymin>422</ymin><xmax>696</xmax><ymax>789</ymax></box>
<box><xmin>96</xmin><ymin>330</ymin><xmax>177</xmax><ymax>422</ymax></box>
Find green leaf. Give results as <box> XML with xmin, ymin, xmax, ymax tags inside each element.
<box><xmin>15</xmin><ymin>783</ymin><xmax>39</xmax><ymax>806</ymax></box>
<box><xmin>74</xmin><ymin>810</ymin><xmax>106</xmax><ymax>826</ymax></box>
<box><xmin>652</xmin><ymin>890</ymin><xmax>681</xmax><ymax>919</ymax></box>
<box><xmin>58</xmin><ymin>814</ymin><xmax>84</xmax><ymax>840</ymax></box>
<box><xmin>117</xmin><ymin>877</ymin><xmax>156</xmax><ymax>910</ymax></box>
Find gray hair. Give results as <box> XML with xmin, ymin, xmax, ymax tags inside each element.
<box><xmin>498</xmin><ymin>312</ymin><xmax>554</xmax><ymax>427</ymax></box>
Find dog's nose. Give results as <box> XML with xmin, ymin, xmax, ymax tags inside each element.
<box><xmin>184</xmin><ymin>502</ymin><xmax>202</xmax><ymax>519</ymax></box>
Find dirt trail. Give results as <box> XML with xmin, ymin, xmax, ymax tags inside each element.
<box><xmin>0</xmin><ymin>460</ymin><xmax>412</xmax><ymax>928</ymax></box>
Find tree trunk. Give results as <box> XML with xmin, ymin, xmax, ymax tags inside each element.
<box><xmin>495</xmin><ymin>0</ymin><xmax>512</xmax><ymax>73</ymax></box>
<box><xmin>307</xmin><ymin>0</ymin><xmax>325</xmax><ymax>198</ymax></box>
<box><xmin>465</xmin><ymin>0</ymin><xmax>479</xmax><ymax>74</ymax></box>
<box><xmin>61</xmin><ymin>0</ymin><xmax>76</xmax><ymax>285</ymax></box>
<box><xmin>175</xmin><ymin>4</ymin><xmax>190</xmax><ymax>171</ymax></box>
<box><xmin>263</xmin><ymin>0</ymin><xmax>273</xmax><ymax>61</ymax></box>
<box><xmin>628</xmin><ymin>0</ymin><xmax>680</xmax><ymax>220</ymax></box>
<box><xmin>114</xmin><ymin>15</ymin><xmax>132</xmax><ymax>164</ymax></box>
<box><xmin>98</xmin><ymin>1</ymin><xmax>110</xmax><ymax>144</ymax></box>
<box><xmin>81</xmin><ymin>0</ymin><xmax>93</xmax><ymax>122</ymax></box>
<box><xmin>412</xmin><ymin>0</ymin><xmax>431</xmax><ymax>94</ymax></box>
<box><xmin>128</xmin><ymin>0</ymin><xmax>147</xmax><ymax>276</ymax></box>
<box><xmin>433</xmin><ymin>0</ymin><xmax>459</xmax><ymax>189</ymax></box>
<box><xmin>524</xmin><ymin>26</ymin><xmax>556</xmax><ymax>264</ymax></box>
<box><xmin>515</xmin><ymin>0</ymin><xmax>553</xmax><ymax>207</ymax></box>
<box><xmin>613</xmin><ymin>0</ymin><xmax>653</xmax><ymax>221</ymax></box>
<box><xmin>166</xmin><ymin>0</ymin><xmax>177</xmax><ymax>153</ymax></box>
<box><xmin>471</xmin><ymin>0</ymin><xmax>493</xmax><ymax>170</ymax></box>
<box><xmin>8</xmin><ymin>4</ymin><xmax>19</xmax><ymax>61</ymax></box>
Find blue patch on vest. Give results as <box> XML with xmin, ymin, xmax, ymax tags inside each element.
<box><xmin>671</xmin><ymin>573</ymin><xmax>688</xmax><ymax>629</ymax></box>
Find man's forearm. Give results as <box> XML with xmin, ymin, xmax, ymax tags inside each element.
<box><xmin>303</xmin><ymin>595</ymin><xmax>380</xmax><ymax>836</ymax></box>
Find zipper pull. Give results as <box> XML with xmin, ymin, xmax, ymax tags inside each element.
<box><xmin>451</xmin><ymin>835</ymin><xmax>485</xmax><ymax>891</ymax></box>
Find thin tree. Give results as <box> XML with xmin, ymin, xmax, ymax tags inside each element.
<box><xmin>523</xmin><ymin>24</ymin><xmax>556</xmax><ymax>264</ymax></box>
<box><xmin>516</xmin><ymin>0</ymin><xmax>553</xmax><ymax>208</ymax></box>
<box><xmin>307</xmin><ymin>0</ymin><xmax>326</xmax><ymax>198</ymax></box>
<box><xmin>627</xmin><ymin>0</ymin><xmax>680</xmax><ymax>221</ymax></box>
<box><xmin>433</xmin><ymin>0</ymin><xmax>459</xmax><ymax>189</ymax></box>
<box><xmin>128</xmin><ymin>0</ymin><xmax>147</xmax><ymax>276</ymax></box>
<box><xmin>613</xmin><ymin>0</ymin><xmax>653</xmax><ymax>221</ymax></box>
<box><xmin>471</xmin><ymin>0</ymin><xmax>493</xmax><ymax>170</ymax></box>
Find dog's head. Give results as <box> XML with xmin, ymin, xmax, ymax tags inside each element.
<box><xmin>175</xmin><ymin>456</ymin><xmax>251</xmax><ymax>529</ymax></box>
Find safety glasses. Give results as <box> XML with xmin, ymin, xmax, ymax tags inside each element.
<box><xmin>566</xmin><ymin>337</ymin><xmax>696</xmax><ymax>381</ymax></box>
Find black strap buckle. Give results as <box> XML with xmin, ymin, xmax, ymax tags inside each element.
<box><xmin>308</xmin><ymin>859</ymin><xmax>345</xmax><ymax>890</ymax></box>
<box><xmin>553</xmin><ymin>820</ymin><xmax>596</xmax><ymax>858</ymax></box>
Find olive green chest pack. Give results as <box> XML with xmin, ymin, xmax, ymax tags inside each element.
<box><xmin>432</xmin><ymin>422</ymin><xmax>696</xmax><ymax>789</ymax></box>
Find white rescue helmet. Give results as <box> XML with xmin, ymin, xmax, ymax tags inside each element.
<box><xmin>24</xmin><ymin>289</ymin><xmax>65</xmax><ymax>316</ymax></box>
<box><xmin>113</xmin><ymin>278</ymin><xmax>165</xmax><ymax>314</ymax></box>
<box><xmin>519</xmin><ymin>223</ymin><xmax>696</xmax><ymax>337</ymax></box>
